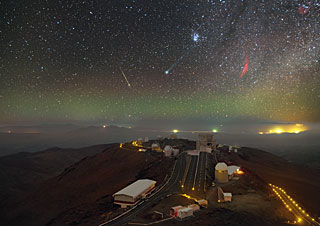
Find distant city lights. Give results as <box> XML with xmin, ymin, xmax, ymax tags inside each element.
<box><xmin>258</xmin><ymin>124</ymin><xmax>307</xmax><ymax>135</ymax></box>
<box><xmin>172</xmin><ymin>129</ymin><xmax>179</xmax><ymax>133</ymax></box>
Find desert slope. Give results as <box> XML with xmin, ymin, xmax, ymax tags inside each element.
<box><xmin>222</xmin><ymin>147</ymin><xmax>320</xmax><ymax>217</ymax></box>
<box><xmin>1</xmin><ymin>144</ymin><xmax>174</xmax><ymax>226</ymax></box>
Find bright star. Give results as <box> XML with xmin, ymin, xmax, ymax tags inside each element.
<box><xmin>193</xmin><ymin>33</ymin><xmax>199</xmax><ymax>42</ymax></box>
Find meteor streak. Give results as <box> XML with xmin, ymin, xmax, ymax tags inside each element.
<box><xmin>119</xmin><ymin>67</ymin><xmax>131</xmax><ymax>88</ymax></box>
<box><xmin>240</xmin><ymin>53</ymin><xmax>249</xmax><ymax>78</ymax></box>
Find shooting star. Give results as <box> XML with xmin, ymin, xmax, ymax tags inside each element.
<box><xmin>120</xmin><ymin>67</ymin><xmax>131</xmax><ymax>88</ymax></box>
<box><xmin>240</xmin><ymin>53</ymin><xmax>249</xmax><ymax>78</ymax></box>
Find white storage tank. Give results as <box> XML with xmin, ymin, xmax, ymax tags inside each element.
<box><xmin>164</xmin><ymin>145</ymin><xmax>173</xmax><ymax>157</ymax></box>
<box><xmin>215</xmin><ymin>162</ymin><xmax>228</xmax><ymax>183</ymax></box>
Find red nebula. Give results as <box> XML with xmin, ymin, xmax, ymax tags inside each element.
<box><xmin>298</xmin><ymin>5</ymin><xmax>310</xmax><ymax>15</ymax></box>
<box><xmin>240</xmin><ymin>54</ymin><xmax>249</xmax><ymax>78</ymax></box>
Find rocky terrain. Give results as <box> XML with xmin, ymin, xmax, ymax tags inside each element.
<box><xmin>0</xmin><ymin>143</ymin><xmax>174</xmax><ymax>226</ymax></box>
<box><xmin>1</xmin><ymin>139</ymin><xmax>319</xmax><ymax>226</ymax></box>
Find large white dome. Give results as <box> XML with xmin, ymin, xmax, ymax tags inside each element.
<box><xmin>215</xmin><ymin>162</ymin><xmax>228</xmax><ymax>171</ymax></box>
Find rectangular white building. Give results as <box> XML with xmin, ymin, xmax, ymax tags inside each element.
<box><xmin>223</xmin><ymin>192</ymin><xmax>232</xmax><ymax>202</ymax></box>
<box><xmin>113</xmin><ymin>179</ymin><xmax>156</xmax><ymax>208</ymax></box>
<box><xmin>177</xmin><ymin>207</ymin><xmax>193</xmax><ymax>219</ymax></box>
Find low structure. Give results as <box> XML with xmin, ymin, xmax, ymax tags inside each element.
<box><xmin>171</xmin><ymin>205</ymin><xmax>197</xmax><ymax>219</ymax></box>
<box><xmin>172</xmin><ymin>148</ymin><xmax>179</xmax><ymax>156</ymax></box>
<box><xmin>113</xmin><ymin>179</ymin><xmax>156</xmax><ymax>208</ymax></box>
<box><xmin>164</xmin><ymin>145</ymin><xmax>173</xmax><ymax>157</ymax></box>
<box><xmin>170</xmin><ymin>205</ymin><xmax>184</xmax><ymax>217</ymax></box>
<box><xmin>188</xmin><ymin>204</ymin><xmax>200</xmax><ymax>212</ymax></box>
<box><xmin>151</xmin><ymin>143</ymin><xmax>161</xmax><ymax>152</ymax></box>
<box><xmin>137</xmin><ymin>138</ymin><xmax>143</xmax><ymax>145</ymax></box>
<box><xmin>217</xmin><ymin>187</ymin><xmax>232</xmax><ymax>202</ymax></box>
<box><xmin>223</xmin><ymin>192</ymin><xmax>232</xmax><ymax>202</ymax></box>
<box><xmin>169</xmin><ymin>133</ymin><xmax>178</xmax><ymax>139</ymax></box>
<box><xmin>197</xmin><ymin>199</ymin><xmax>208</xmax><ymax>207</ymax></box>
<box><xmin>217</xmin><ymin>144</ymin><xmax>224</xmax><ymax>148</ymax></box>
<box><xmin>215</xmin><ymin>162</ymin><xmax>228</xmax><ymax>183</ymax></box>
<box><xmin>164</xmin><ymin>145</ymin><xmax>180</xmax><ymax>157</ymax></box>
<box><xmin>227</xmin><ymin>165</ymin><xmax>240</xmax><ymax>179</ymax></box>
<box><xmin>177</xmin><ymin>207</ymin><xmax>193</xmax><ymax>219</ymax></box>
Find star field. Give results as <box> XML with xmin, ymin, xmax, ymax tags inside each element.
<box><xmin>0</xmin><ymin>0</ymin><xmax>319</xmax><ymax>125</ymax></box>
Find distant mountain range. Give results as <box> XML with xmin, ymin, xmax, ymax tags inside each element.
<box><xmin>0</xmin><ymin>124</ymin><xmax>319</xmax><ymax>169</ymax></box>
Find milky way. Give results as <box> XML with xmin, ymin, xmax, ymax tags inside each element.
<box><xmin>0</xmin><ymin>0</ymin><xmax>319</xmax><ymax>126</ymax></box>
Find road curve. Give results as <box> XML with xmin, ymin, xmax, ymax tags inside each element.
<box><xmin>99</xmin><ymin>153</ymin><xmax>187</xmax><ymax>226</ymax></box>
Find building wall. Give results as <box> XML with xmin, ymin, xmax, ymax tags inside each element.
<box><xmin>196</xmin><ymin>133</ymin><xmax>216</xmax><ymax>151</ymax></box>
<box><xmin>215</xmin><ymin>170</ymin><xmax>228</xmax><ymax>183</ymax></box>
<box><xmin>177</xmin><ymin>209</ymin><xmax>193</xmax><ymax>218</ymax></box>
<box><xmin>113</xmin><ymin>182</ymin><xmax>156</xmax><ymax>208</ymax></box>
<box><xmin>114</xmin><ymin>194</ymin><xmax>136</xmax><ymax>203</ymax></box>
<box><xmin>164</xmin><ymin>150</ymin><xmax>172</xmax><ymax>157</ymax></box>
<box><xmin>224</xmin><ymin>195</ymin><xmax>232</xmax><ymax>202</ymax></box>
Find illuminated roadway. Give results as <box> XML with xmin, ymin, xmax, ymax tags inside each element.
<box><xmin>271</xmin><ymin>185</ymin><xmax>319</xmax><ymax>226</ymax></box>
<box><xmin>99</xmin><ymin>152</ymin><xmax>187</xmax><ymax>226</ymax></box>
<box><xmin>182</xmin><ymin>151</ymin><xmax>207</xmax><ymax>198</ymax></box>
<box><xmin>183</xmin><ymin>155</ymin><xmax>197</xmax><ymax>192</ymax></box>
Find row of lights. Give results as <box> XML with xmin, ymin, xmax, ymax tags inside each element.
<box><xmin>269</xmin><ymin>184</ymin><xmax>319</xmax><ymax>225</ymax></box>
<box><xmin>131</xmin><ymin>141</ymin><xmax>143</xmax><ymax>147</ymax></box>
<box><xmin>180</xmin><ymin>193</ymin><xmax>198</xmax><ymax>201</ymax></box>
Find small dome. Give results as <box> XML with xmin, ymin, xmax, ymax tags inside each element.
<box><xmin>215</xmin><ymin>162</ymin><xmax>228</xmax><ymax>171</ymax></box>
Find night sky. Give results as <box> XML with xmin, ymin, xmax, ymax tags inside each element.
<box><xmin>1</xmin><ymin>0</ymin><xmax>319</xmax><ymax>128</ymax></box>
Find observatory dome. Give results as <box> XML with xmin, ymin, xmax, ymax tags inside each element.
<box><xmin>215</xmin><ymin>162</ymin><xmax>228</xmax><ymax>171</ymax></box>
